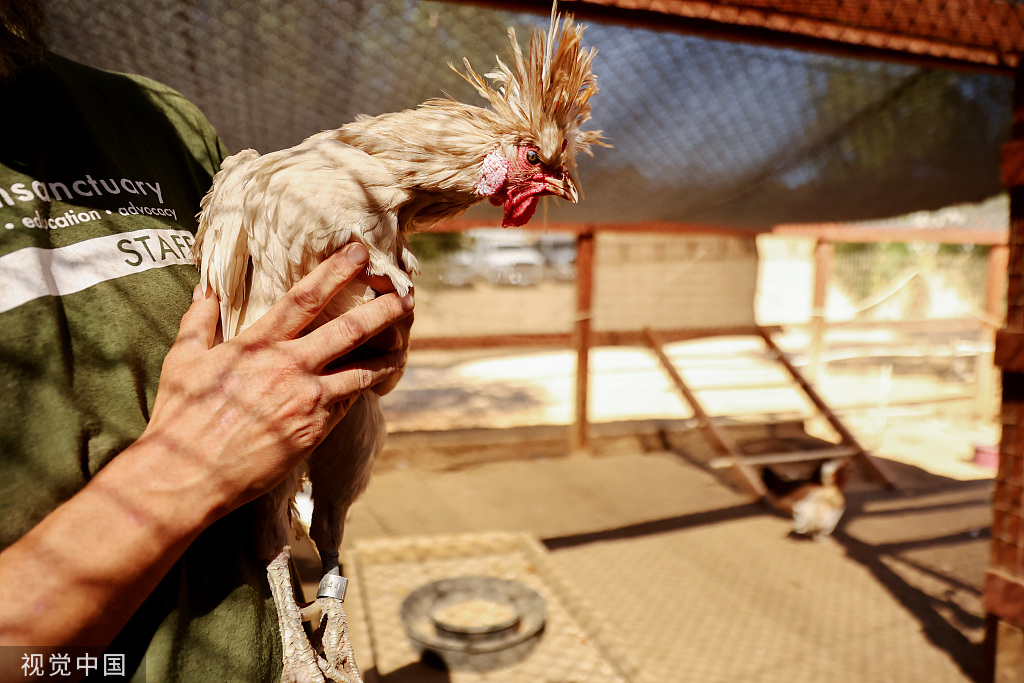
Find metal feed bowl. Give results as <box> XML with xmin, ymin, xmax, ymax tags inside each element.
<box><xmin>399</xmin><ymin>576</ymin><xmax>546</xmax><ymax>671</ymax></box>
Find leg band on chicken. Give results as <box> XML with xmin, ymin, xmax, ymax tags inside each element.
<box><xmin>311</xmin><ymin>550</ymin><xmax>363</xmax><ymax>683</ymax></box>
<box><xmin>260</xmin><ymin>394</ymin><xmax>381</xmax><ymax>683</ymax></box>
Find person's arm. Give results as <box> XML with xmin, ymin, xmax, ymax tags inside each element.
<box><xmin>0</xmin><ymin>243</ymin><xmax>413</xmax><ymax>648</ymax></box>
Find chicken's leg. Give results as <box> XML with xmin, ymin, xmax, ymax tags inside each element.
<box><xmin>313</xmin><ymin>551</ymin><xmax>362</xmax><ymax>683</ymax></box>
<box><xmin>267</xmin><ymin>546</ymin><xmax>326</xmax><ymax>683</ymax></box>
<box><xmin>307</xmin><ymin>394</ymin><xmax>383</xmax><ymax>683</ymax></box>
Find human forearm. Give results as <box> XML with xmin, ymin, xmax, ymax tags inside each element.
<box><xmin>0</xmin><ymin>245</ymin><xmax>413</xmax><ymax>648</ymax></box>
<box><xmin>0</xmin><ymin>434</ymin><xmax>223</xmax><ymax>647</ymax></box>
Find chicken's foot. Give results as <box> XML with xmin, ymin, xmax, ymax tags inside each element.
<box><xmin>315</xmin><ymin>567</ymin><xmax>363</xmax><ymax>683</ymax></box>
<box><xmin>267</xmin><ymin>547</ymin><xmax>326</xmax><ymax>683</ymax></box>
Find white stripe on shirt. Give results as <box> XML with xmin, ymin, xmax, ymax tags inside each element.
<box><xmin>0</xmin><ymin>229</ymin><xmax>194</xmax><ymax>314</ymax></box>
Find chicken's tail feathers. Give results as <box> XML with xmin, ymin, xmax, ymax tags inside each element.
<box><xmin>195</xmin><ymin>149</ymin><xmax>261</xmax><ymax>340</ymax></box>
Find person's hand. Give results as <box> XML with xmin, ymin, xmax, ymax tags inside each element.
<box><xmin>343</xmin><ymin>272</ymin><xmax>414</xmax><ymax>396</ymax></box>
<box><xmin>139</xmin><ymin>243</ymin><xmax>414</xmax><ymax>513</ymax></box>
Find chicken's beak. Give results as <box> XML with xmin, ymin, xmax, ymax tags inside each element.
<box><xmin>544</xmin><ymin>173</ymin><xmax>579</xmax><ymax>204</ymax></box>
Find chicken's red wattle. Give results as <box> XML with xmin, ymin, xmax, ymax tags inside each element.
<box><xmin>500</xmin><ymin>182</ymin><xmax>547</xmax><ymax>228</ymax></box>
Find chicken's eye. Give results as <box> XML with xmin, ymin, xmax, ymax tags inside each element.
<box><xmin>526</xmin><ymin>150</ymin><xmax>541</xmax><ymax>165</ymax></box>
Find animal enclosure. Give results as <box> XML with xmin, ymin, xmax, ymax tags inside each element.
<box><xmin>40</xmin><ymin>0</ymin><xmax>1024</xmax><ymax>677</ymax></box>
<box><xmin>384</xmin><ymin>224</ymin><xmax>1004</xmax><ymax>461</ymax></box>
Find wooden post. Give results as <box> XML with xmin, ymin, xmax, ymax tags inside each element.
<box><xmin>988</xmin><ymin>245</ymin><xmax>1010</xmax><ymax>324</ymax></box>
<box><xmin>572</xmin><ymin>230</ymin><xmax>595</xmax><ymax>453</ymax></box>
<box><xmin>979</xmin><ymin>244</ymin><xmax>1009</xmax><ymax>420</ymax></box>
<box><xmin>809</xmin><ymin>238</ymin><xmax>834</xmax><ymax>380</ymax></box>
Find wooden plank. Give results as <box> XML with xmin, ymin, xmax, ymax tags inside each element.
<box><xmin>423</xmin><ymin>217</ymin><xmax>761</xmax><ymax>238</ymax></box>
<box><xmin>989</xmin><ymin>333</ymin><xmax>1024</xmax><ymax>683</ymax></box>
<box><xmin>455</xmin><ymin>0</ymin><xmax>1023</xmax><ymax>73</ymax></box>
<box><xmin>675</xmin><ymin>379</ymin><xmax>796</xmax><ymax>393</ymax></box>
<box><xmin>709</xmin><ymin>446</ymin><xmax>860</xmax><ymax>469</ymax></box>
<box><xmin>409</xmin><ymin>325</ymin><xmax>781</xmax><ymax>351</ymax></box>
<box><xmin>790</xmin><ymin>316</ymin><xmax>986</xmax><ymax>332</ymax></box>
<box><xmin>985</xmin><ymin>569</ymin><xmax>1024</xmax><ymax>628</ymax></box>
<box><xmin>642</xmin><ymin>327</ymin><xmax>765</xmax><ymax>497</ymax></box>
<box><xmin>596</xmin><ymin>325</ymin><xmax>782</xmax><ymax>345</ymax></box>
<box><xmin>430</xmin><ymin>217</ymin><xmax>1009</xmax><ymax>244</ymax></box>
<box><xmin>771</xmin><ymin>224</ymin><xmax>1007</xmax><ymax>245</ymax></box>
<box><xmin>993</xmin><ymin>71</ymin><xmax>1024</xmax><ymax>660</ymax></box>
<box><xmin>978</xmin><ymin>245</ymin><xmax>1008</xmax><ymax>418</ymax></box>
<box><xmin>809</xmin><ymin>238</ymin><xmax>833</xmax><ymax>380</ymax></box>
<box><xmin>758</xmin><ymin>327</ymin><xmax>896</xmax><ymax>489</ymax></box>
<box><xmin>410</xmin><ymin>332</ymin><xmax>570</xmax><ymax>351</ymax></box>
<box><xmin>989</xmin><ymin>246</ymin><xmax>1011</xmax><ymax>323</ymax></box>
<box><xmin>1004</xmin><ymin>140</ymin><xmax>1024</xmax><ymax>188</ymax></box>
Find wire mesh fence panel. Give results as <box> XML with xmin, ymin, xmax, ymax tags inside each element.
<box><xmin>390</xmin><ymin>229</ymin><xmax>1004</xmax><ymax>433</ymax></box>
<box><xmin>592</xmin><ymin>232</ymin><xmax>759</xmax><ymax>332</ymax></box>
<box><xmin>44</xmin><ymin>0</ymin><xmax>1013</xmax><ymax>231</ymax></box>
<box><xmin>408</xmin><ymin>230</ymin><xmax>761</xmax><ymax>341</ymax></box>
<box><xmin>829</xmin><ymin>242</ymin><xmax>993</xmax><ymax>323</ymax></box>
<box><xmin>383</xmin><ymin>230</ymin><xmax>767</xmax><ymax>432</ymax></box>
<box><xmin>822</xmin><ymin>243</ymin><xmax>993</xmax><ymax>398</ymax></box>
<box><xmin>758</xmin><ymin>234</ymin><xmax>1002</xmax><ymax>466</ymax></box>
<box><xmin>384</xmin><ymin>228</ymin><xmax>581</xmax><ymax>431</ymax></box>
<box><xmin>410</xmin><ymin>275</ymin><xmax>578</xmax><ymax>339</ymax></box>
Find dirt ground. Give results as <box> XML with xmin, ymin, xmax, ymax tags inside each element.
<box><xmin>295</xmin><ymin>334</ymin><xmax>998</xmax><ymax>681</ymax></box>
<box><xmin>293</xmin><ymin>414</ymin><xmax>994</xmax><ymax>682</ymax></box>
<box><xmin>294</xmin><ymin>266</ymin><xmax>1001</xmax><ymax>681</ymax></box>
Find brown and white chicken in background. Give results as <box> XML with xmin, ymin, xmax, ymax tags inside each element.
<box><xmin>194</xmin><ymin>6</ymin><xmax>603</xmax><ymax>682</ymax></box>
<box><xmin>761</xmin><ymin>459</ymin><xmax>848</xmax><ymax>542</ymax></box>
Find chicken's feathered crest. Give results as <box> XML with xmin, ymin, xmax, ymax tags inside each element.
<box><xmin>454</xmin><ymin>10</ymin><xmax>605</xmax><ymax>174</ymax></box>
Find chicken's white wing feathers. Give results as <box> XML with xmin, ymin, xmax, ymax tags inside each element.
<box><xmin>197</xmin><ymin>136</ymin><xmax>415</xmax><ymax>339</ymax></box>
<box><xmin>196</xmin><ymin>148</ymin><xmax>260</xmax><ymax>340</ymax></box>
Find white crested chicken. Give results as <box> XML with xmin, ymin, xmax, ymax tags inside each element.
<box><xmin>194</xmin><ymin>8</ymin><xmax>603</xmax><ymax>683</ymax></box>
<box><xmin>761</xmin><ymin>458</ymin><xmax>848</xmax><ymax>542</ymax></box>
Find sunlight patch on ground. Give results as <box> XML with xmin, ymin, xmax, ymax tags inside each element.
<box><xmin>385</xmin><ymin>337</ymin><xmax>997</xmax><ymax>485</ymax></box>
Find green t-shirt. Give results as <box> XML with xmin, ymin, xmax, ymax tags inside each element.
<box><xmin>0</xmin><ymin>53</ymin><xmax>282</xmax><ymax>681</ymax></box>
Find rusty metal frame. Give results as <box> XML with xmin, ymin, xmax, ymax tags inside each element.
<box><xmin>453</xmin><ymin>0</ymin><xmax>1024</xmax><ymax>73</ymax></box>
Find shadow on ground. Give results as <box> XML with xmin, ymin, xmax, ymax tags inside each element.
<box><xmin>365</xmin><ymin>659</ymin><xmax>454</xmax><ymax>683</ymax></box>
<box><xmin>834</xmin><ymin>460</ymin><xmax>992</xmax><ymax>682</ymax></box>
<box><xmin>596</xmin><ymin>441</ymin><xmax>995</xmax><ymax>683</ymax></box>
<box><xmin>296</xmin><ymin>418</ymin><xmax>994</xmax><ymax>682</ymax></box>
<box><xmin>543</xmin><ymin>501</ymin><xmax>765</xmax><ymax>550</ymax></box>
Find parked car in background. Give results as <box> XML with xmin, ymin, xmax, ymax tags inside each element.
<box><xmin>436</xmin><ymin>250</ymin><xmax>477</xmax><ymax>287</ymax></box>
<box><xmin>434</xmin><ymin>229</ymin><xmax>576</xmax><ymax>287</ymax></box>
<box><xmin>477</xmin><ymin>241</ymin><xmax>545</xmax><ymax>286</ymax></box>
<box><xmin>537</xmin><ymin>234</ymin><xmax>577</xmax><ymax>281</ymax></box>
<box><xmin>434</xmin><ymin>229</ymin><xmax>543</xmax><ymax>286</ymax></box>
